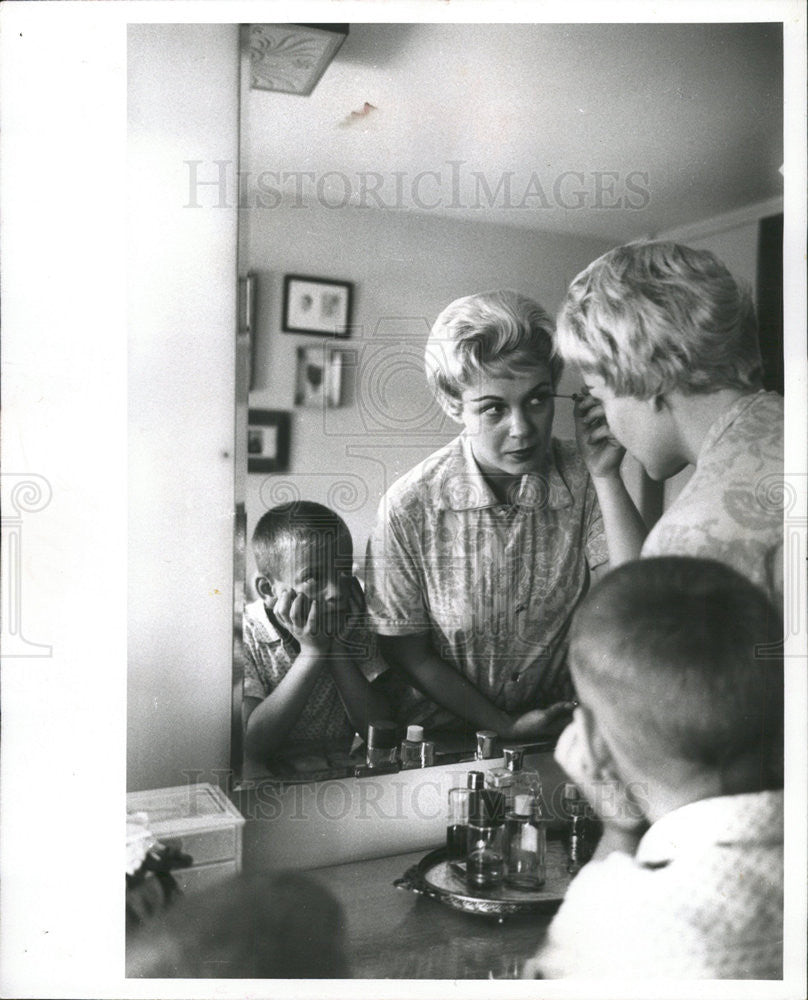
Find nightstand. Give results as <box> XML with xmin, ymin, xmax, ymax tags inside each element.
<box><xmin>127</xmin><ymin>782</ymin><xmax>245</xmax><ymax>894</ymax></box>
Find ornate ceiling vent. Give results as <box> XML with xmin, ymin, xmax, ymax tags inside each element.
<box><xmin>249</xmin><ymin>24</ymin><xmax>349</xmax><ymax>96</ymax></box>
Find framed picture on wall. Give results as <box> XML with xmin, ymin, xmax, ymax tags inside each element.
<box><xmin>247</xmin><ymin>409</ymin><xmax>291</xmax><ymax>473</ymax></box>
<box><xmin>294</xmin><ymin>345</ymin><xmax>346</xmax><ymax>408</ymax></box>
<box><xmin>282</xmin><ymin>274</ymin><xmax>353</xmax><ymax>337</ymax></box>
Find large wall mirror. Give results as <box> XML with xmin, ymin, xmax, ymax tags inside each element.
<box><xmin>231</xmin><ymin>22</ymin><xmax>783</xmax><ymax>787</ymax></box>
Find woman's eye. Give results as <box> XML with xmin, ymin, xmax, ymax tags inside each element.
<box><xmin>529</xmin><ymin>395</ymin><xmax>552</xmax><ymax>408</ymax></box>
<box><xmin>480</xmin><ymin>404</ymin><xmax>504</xmax><ymax>418</ymax></box>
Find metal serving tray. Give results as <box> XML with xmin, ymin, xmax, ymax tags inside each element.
<box><xmin>394</xmin><ymin>837</ymin><xmax>571</xmax><ymax>920</ymax></box>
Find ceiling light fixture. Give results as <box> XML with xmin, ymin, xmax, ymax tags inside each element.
<box><xmin>249</xmin><ymin>24</ymin><xmax>349</xmax><ymax>96</ymax></box>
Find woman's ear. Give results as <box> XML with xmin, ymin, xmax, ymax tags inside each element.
<box><xmin>255</xmin><ymin>575</ymin><xmax>275</xmax><ymax>603</ymax></box>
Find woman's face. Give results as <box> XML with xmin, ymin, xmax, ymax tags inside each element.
<box><xmin>459</xmin><ymin>363</ymin><xmax>555</xmax><ymax>479</ymax></box>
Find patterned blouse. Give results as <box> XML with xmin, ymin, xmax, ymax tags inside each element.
<box><xmin>642</xmin><ymin>391</ymin><xmax>784</xmax><ymax>607</ymax></box>
<box><xmin>365</xmin><ymin>434</ymin><xmax>607</xmax><ymax>728</ymax></box>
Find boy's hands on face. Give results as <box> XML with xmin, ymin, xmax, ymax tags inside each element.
<box><xmin>335</xmin><ymin>574</ymin><xmax>366</xmax><ymax>645</ymax></box>
<box><xmin>554</xmin><ymin>711</ymin><xmax>647</xmax><ymax>834</ymax></box>
<box><xmin>273</xmin><ymin>588</ymin><xmax>335</xmax><ymax>654</ymax></box>
<box><xmin>574</xmin><ymin>388</ymin><xmax>625</xmax><ymax>479</ymax></box>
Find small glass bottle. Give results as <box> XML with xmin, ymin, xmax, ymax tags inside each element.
<box><xmin>420</xmin><ymin>740</ymin><xmax>435</xmax><ymax>768</ymax></box>
<box><xmin>366</xmin><ymin>721</ymin><xmax>399</xmax><ymax>768</ymax></box>
<box><xmin>563</xmin><ymin>782</ymin><xmax>596</xmax><ymax>875</ymax></box>
<box><xmin>505</xmin><ymin>792</ymin><xmax>546</xmax><ymax>890</ymax></box>
<box><xmin>466</xmin><ymin>789</ymin><xmax>506</xmax><ymax>890</ymax></box>
<box><xmin>475</xmin><ymin>729</ymin><xmax>497</xmax><ymax>760</ymax></box>
<box><xmin>446</xmin><ymin>787</ymin><xmax>472</xmax><ymax>860</ymax></box>
<box><xmin>486</xmin><ymin>747</ymin><xmax>542</xmax><ymax>812</ymax></box>
<box><xmin>399</xmin><ymin>724</ymin><xmax>424</xmax><ymax>769</ymax></box>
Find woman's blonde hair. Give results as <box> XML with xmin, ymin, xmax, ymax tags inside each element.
<box><xmin>425</xmin><ymin>289</ymin><xmax>561</xmax><ymax>417</ymax></box>
<box><xmin>556</xmin><ymin>241</ymin><xmax>762</xmax><ymax>399</ymax></box>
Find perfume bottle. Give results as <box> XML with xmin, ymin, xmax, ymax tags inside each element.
<box><xmin>466</xmin><ymin>790</ymin><xmax>506</xmax><ymax>890</ymax></box>
<box><xmin>486</xmin><ymin>747</ymin><xmax>542</xmax><ymax>812</ymax></box>
<box><xmin>446</xmin><ymin>787</ymin><xmax>472</xmax><ymax>860</ymax></box>
<box><xmin>563</xmin><ymin>783</ymin><xmax>596</xmax><ymax>875</ymax></box>
<box><xmin>399</xmin><ymin>725</ymin><xmax>424</xmax><ymax>769</ymax></box>
<box><xmin>365</xmin><ymin>721</ymin><xmax>399</xmax><ymax>768</ymax></box>
<box><xmin>505</xmin><ymin>792</ymin><xmax>546</xmax><ymax>890</ymax></box>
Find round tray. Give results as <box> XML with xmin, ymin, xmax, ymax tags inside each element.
<box><xmin>394</xmin><ymin>838</ymin><xmax>571</xmax><ymax>920</ymax></box>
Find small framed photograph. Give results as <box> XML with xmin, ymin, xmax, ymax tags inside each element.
<box><xmin>294</xmin><ymin>345</ymin><xmax>345</xmax><ymax>408</ymax></box>
<box><xmin>247</xmin><ymin>409</ymin><xmax>291</xmax><ymax>473</ymax></box>
<box><xmin>282</xmin><ymin>274</ymin><xmax>353</xmax><ymax>337</ymax></box>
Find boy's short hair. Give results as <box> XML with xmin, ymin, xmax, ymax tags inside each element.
<box><xmin>252</xmin><ymin>501</ymin><xmax>352</xmax><ymax>578</ymax></box>
<box><xmin>556</xmin><ymin>241</ymin><xmax>762</xmax><ymax>399</ymax></box>
<box><xmin>424</xmin><ymin>289</ymin><xmax>562</xmax><ymax>417</ymax></box>
<box><xmin>571</xmin><ymin>556</ymin><xmax>783</xmax><ymax>788</ymax></box>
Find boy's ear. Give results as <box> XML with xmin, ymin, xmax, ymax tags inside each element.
<box><xmin>576</xmin><ymin>703</ymin><xmax>620</xmax><ymax>782</ymax></box>
<box><xmin>255</xmin><ymin>575</ymin><xmax>275</xmax><ymax>603</ymax></box>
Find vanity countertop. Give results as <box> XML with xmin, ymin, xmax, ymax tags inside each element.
<box><xmin>307</xmin><ymin>848</ymin><xmax>558</xmax><ymax>979</ymax></box>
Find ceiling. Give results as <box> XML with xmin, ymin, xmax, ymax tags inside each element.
<box><xmin>245</xmin><ymin>22</ymin><xmax>783</xmax><ymax>241</ymax></box>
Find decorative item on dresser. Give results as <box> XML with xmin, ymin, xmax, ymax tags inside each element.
<box><xmin>126</xmin><ymin>782</ymin><xmax>245</xmax><ymax>897</ymax></box>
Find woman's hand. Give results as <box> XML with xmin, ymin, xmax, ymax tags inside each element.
<box><xmin>574</xmin><ymin>389</ymin><xmax>625</xmax><ymax>479</ymax></box>
<box><xmin>273</xmin><ymin>588</ymin><xmax>334</xmax><ymax>655</ymax></box>
<box><xmin>504</xmin><ymin>700</ymin><xmax>577</xmax><ymax>740</ymax></box>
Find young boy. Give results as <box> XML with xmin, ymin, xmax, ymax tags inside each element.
<box><xmin>556</xmin><ymin>241</ymin><xmax>783</xmax><ymax>604</ymax></box>
<box><xmin>243</xmin><ymin>501</ymin><xmax>390</xmax><ymax>762</ymax></box>
<box><xmin>524</xmin><ymin>556</ymin><xmax>784</xmax><ymax>980</ymax></box>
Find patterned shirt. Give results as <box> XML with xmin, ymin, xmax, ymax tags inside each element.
<box><xmin>529</xmin><ymin>790</ymin><xmax>784</xmax><ymax>980</ymax></box>
<box><xmin>642</xmin><ymin>391</ymin><xmax>784</xmax><ymax>605</ymax></box>
<box><xmin>242</xmin><ymin>599</ymin><xmax>386</xmax><ymax>744</ymax></box>
<box><xmin>364</xmin><ymin>434</ymin><xmax>607</xmax><ymax>728</ymax></box>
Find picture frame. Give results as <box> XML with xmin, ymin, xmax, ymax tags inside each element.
<box><xmin>294</xmin><ymin>345</ymin><xmax>346</xmax><ymax>408</ymax></box>
<box><xmin>282</xmin><ymin>274</ymin><xmax>353</xmax><ymax>337</ymax></box>
<box><xmin>247</xmin><ymin>409</ymin><xmax>291</xmax><ymax>473</ymax></box>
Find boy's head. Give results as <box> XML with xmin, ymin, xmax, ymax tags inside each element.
<box><xmin>556</xmin><ymin>240</ymin><xmax>762</xmax><ymax>401</ymax></box>
<box><xmin>425</xmin><ymin>289</ymin><xmax>562</xmax><ymax>420</ymax></box>
<box><xmin>252</xmin><ymin>501</ymin><xmax>353</xmax><ymax>609</ymax></box>
<box><xmin>569</xmin><ymin>556</ymin><xmax>783</xmax><ymax>810</ymax></box>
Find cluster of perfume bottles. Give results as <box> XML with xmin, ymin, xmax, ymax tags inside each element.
<box><xmin>358</xmin><ymin>722</ymin><xmax>436</xmax><ymax>775</ymax></box>
<box><xmin>447</xmin><ymin>748</ymin><xmax>597</xmax><ymax>892</ymax></box>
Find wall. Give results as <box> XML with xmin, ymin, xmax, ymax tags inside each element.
<box><xmin>127</xmin><ymin>24</ymin><xmax>240</xmax><ymax>791</ymax></box>
<box><xmin>245</xmin><ymin>202</ymin><xmax>614</xmax><ymax>582</ymax></box>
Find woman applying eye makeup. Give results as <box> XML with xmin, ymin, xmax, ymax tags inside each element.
<box><xmin>364</xmin><ymin>290</ymin><xmax>636</xmax><ymax>742</ymax></box>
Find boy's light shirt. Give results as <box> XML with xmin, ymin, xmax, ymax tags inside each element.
<box><xmin>531</xmin><ymin>789</ymin><xmax>784</xmax><ymax>980</ymax></box>
<box><xmin>642</xmin><ymin>390</ymin><xmax>783</xmax><ymax>605</ymax></box>
<box><xmin>242</xmin><ymin>598</ymin><xmax>386</xmax><ymax>744</ymax></box>
<box><xmin>365</xmin><ymin>434</ymin><xmax>607</xmax><ymax>728</ymax></box>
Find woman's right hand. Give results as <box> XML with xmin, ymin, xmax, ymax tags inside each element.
<box><xmin>574</xmin><ymin>389</ymin><xmax>625</xmax><ymax>479</ymax></box>
<box><xmin>273</xmin><ymin>589</ymin><xmax>333</xmax><ymax>654</ymax></box>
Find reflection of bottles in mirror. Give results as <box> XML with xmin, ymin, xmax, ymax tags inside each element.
<box><xmin>505</xmin><ymin>792</ymin><xmax>546</xmax><ymax>890</ymax></box>
<box><xmin>564</xmin><ymin>783</ymin><xmax>596</xmax><ymax>875</ymax></box>
<box><xmin>466</xmin><ymin>790</ymin><xmax>506</xmax><ymax>890</ymax></box>
<box><xmin>365</xmin><ymin>721</ymin><xmax>399</xmax><ymax>768</ymax></box>
<box><xmin>486</xmin><ymin>747</ymin><xmax>541</xmax><ymax>813</ymax></box>
<box><xmin>399</xmin><ymin>725</ymin><xmax>424</xmax><ymax>769</ymax></box>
